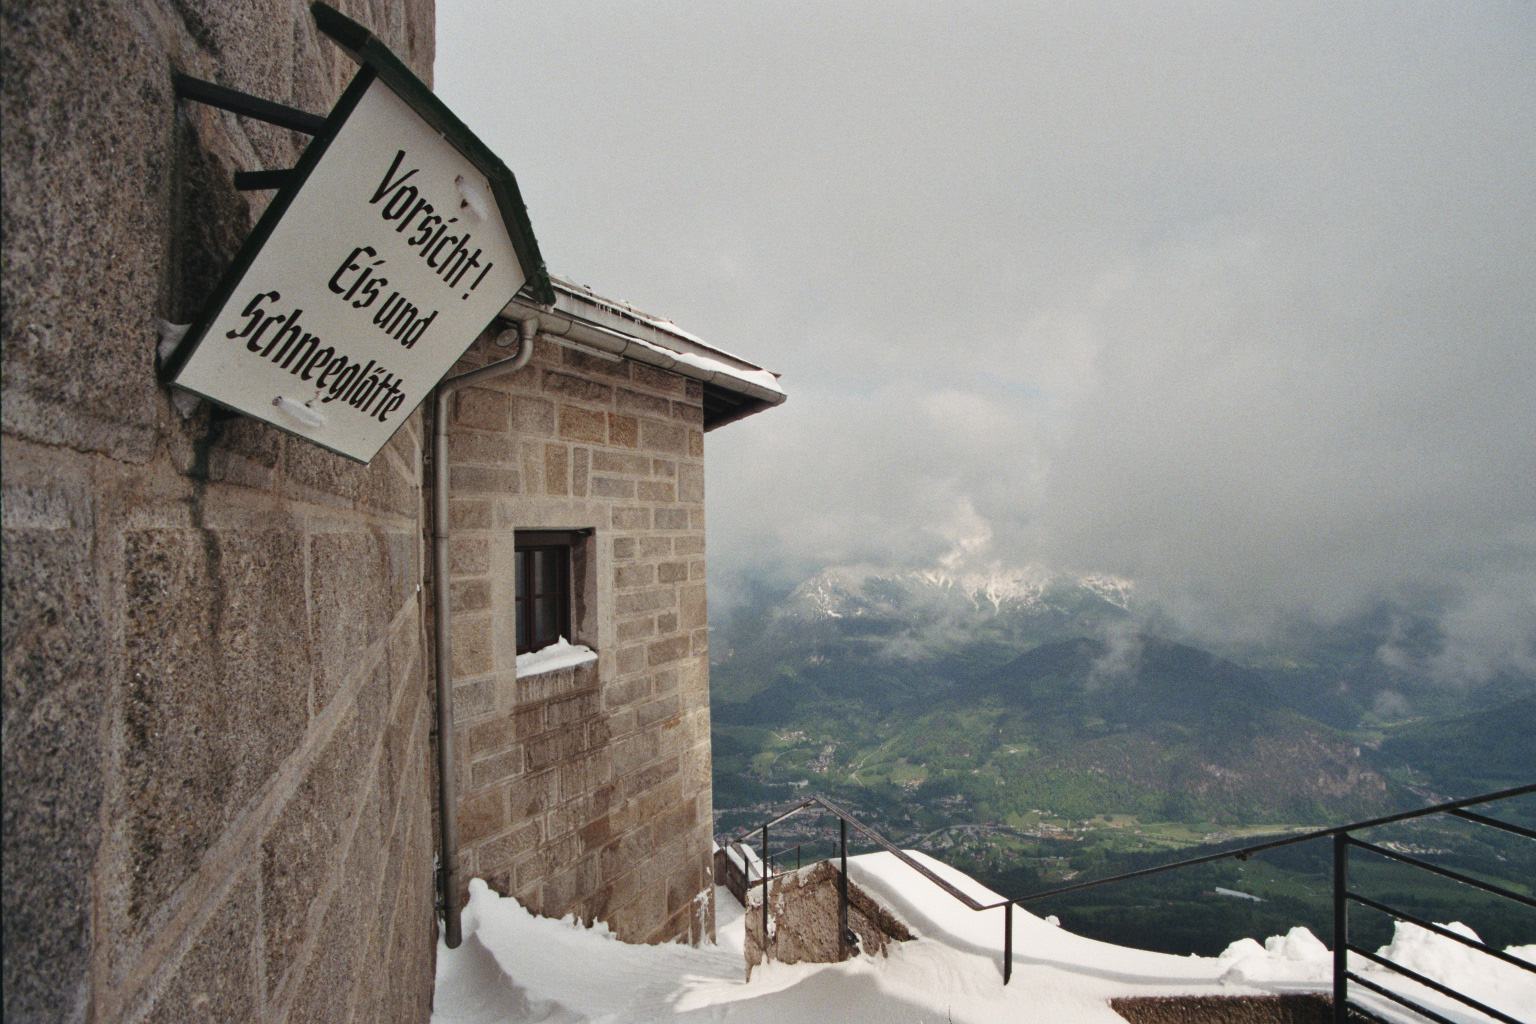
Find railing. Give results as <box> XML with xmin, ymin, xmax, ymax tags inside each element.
<box><xmin>765</xmin><ymin>844</ymin><xmax>804</xmax><ymax>873</ymax></box>
<box><xmin>1332</xmin><ymin>809</ymin><xmax>1536</xmax><ymax>1024</ymax></box>
<box><xmin>729</xmin><ymin>782</ymin><xmax>1535</xmax><ymax>1018</ymax></box>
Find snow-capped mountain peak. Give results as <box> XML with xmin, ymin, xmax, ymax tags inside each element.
<box><xmin>788</xmin><ymin>563</ymin><xmax>1133</xmax><ymax>622</ymax></box>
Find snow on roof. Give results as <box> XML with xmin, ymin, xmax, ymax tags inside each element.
<box><xmin>502</xmin><ymin>274</ymin><xmax>786</xmax><ymax>429</ymax></box>
<box><xmin>632</xmin><ymin>336</ymin><xmax>783</xmax><ymax>398</ymax></box>
<box><xmin>430</xmin><ymin>851</ymin><xmax>1536</xmax><ymax>1023</ymax></box>
<box><xmin>549</xmin><ymin>275</ymin><xmax>771</xmax><ymax>375</ymax></box>
<box><xmin>547</xmin><ymin>276</ymin><xmax>784</xmax><ymax>398</ymax></box>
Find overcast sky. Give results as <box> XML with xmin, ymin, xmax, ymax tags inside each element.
<box><xmin>437</xmin><ymin>3</ymin><xmax>1535</xmax><ymax>678</ymax></box>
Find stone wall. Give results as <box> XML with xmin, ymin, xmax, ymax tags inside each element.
<box><xmin>445</xmin><ymin>332</ymin><xmax>717</xmax><ymax>945</ymax></box>
<box><xmin>1111</xmin><ymin>995</ymin><xmax>1334</xmax><ymax>1024</ymax></box>
<box><xmin>2</xmin><ymin>3</ymin><xmax>438</xmax><ymax>1022</ymax></box>
<box><xmin>743</xmin><ymin>862</ymin><xmax>913</xmax><ymax>976</ymax></box>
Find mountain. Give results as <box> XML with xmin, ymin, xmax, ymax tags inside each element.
<box><xmin>709</xmin><ymin>564</ymin><xmax>1424</xmax><ymax>829</ymax></box>
<box><xmin>712</xmin><ymin>565</ymin><xmax>1135</xmax><ymax>711</ymax></box>
<box><xmin>1377</xmin><ymin>696</ymin><xmax>1536</xmax><ymax>795</ymax></box>
<box><xmin>787</xmin><ymin>564</ymin><xmax>1133</xmax><ymax>621</ymax></box>
<box><xmin>957</xmin><ymin>635</ymin><xmax>1394</xmax><ymax>821</ymax></box>
<box><xmin>708</xmin><ymin>562</ymin><xmax>1534</xmax><ymax>955</ymax></box>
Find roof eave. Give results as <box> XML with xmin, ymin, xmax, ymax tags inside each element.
<box><xmin>504</xmin><ymin>283</ymin><xmax>785</xmax><ymax>430</ymax></box>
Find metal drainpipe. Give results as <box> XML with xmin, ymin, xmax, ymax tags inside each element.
<box><xmin>434</xmin><ymin>315</ymin><xmax>538</xmax><ymax>949</ymax></box>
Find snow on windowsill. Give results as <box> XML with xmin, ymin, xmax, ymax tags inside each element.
<box><xmin>515</xmin><ymin>637</ymin><xmax>597</xmax><ymax>678</ymax></box>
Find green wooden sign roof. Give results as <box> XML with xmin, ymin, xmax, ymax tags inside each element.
<box><xmin>312</xmin><ymin>2</ymin><xmax>554</xmax><ymax>305</ymax></box>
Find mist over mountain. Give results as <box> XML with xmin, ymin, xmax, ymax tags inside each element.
<box><xmin>718</xmin><ymin>562</ymin><xmax>1535</xmax><ymax>722</ymax></box>
<box><xmin>774</xmin><ymin>563</ymin><xmax>1132</xmax><ymax>660</ymax></box>
<box><xmin>711</xmin><ymin>560</ymin><xmax>1535</xmax><ymax>826</ymax></box>
<box><xmin>709</xmin><ymin>560</ymin><xmax>1535</xmax><ymax>953</ymax></box>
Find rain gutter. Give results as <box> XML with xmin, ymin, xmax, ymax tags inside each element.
<box><xmin>432</xmin><ymin>316</ymin><xmax>536</xmax><ymax>949</ymax></box>
<box><xmin>502</xmin><ymin>285</ymin><xmax>786</xmax><ymax>422</ymax></box>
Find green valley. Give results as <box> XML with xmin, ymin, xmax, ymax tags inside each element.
<box><xmin>709</xmin><ymin>567</ymin><xmax>1536</xmax><ymax>955</ymax></box>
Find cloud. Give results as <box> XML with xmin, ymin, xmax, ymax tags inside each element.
<box><xmin>439</xmin><ymin>3</ymin><xmax>1536</xmax><ymax>680</ymax></box>
<box><xmin>1029</xmin><ymin>219</ymin><xmax>1536</xmax><ymax>670</ymax></box>
<box><xmin>1088</xmin><ymin>620</ymin><xmax>1144</xmax><ymax>690</ymax></box>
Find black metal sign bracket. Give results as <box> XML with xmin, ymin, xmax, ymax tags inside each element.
<box><xmin>172</xmin><ymin>73</ymin><xmax>325</xmax><ymax>133</ymax></box>
<box><xmin>172</xmin><ymin>74</ymin><xmax>313</xmax><ymax>190</ymax></box>
<box><xmin>231</xmin><ymin>169</ymin><xmax>296</xmax><ymax>192</ymax></box>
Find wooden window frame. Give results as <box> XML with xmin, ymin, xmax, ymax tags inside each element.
<box><xmin>514</xmin><ymin>530</ymin><xmax>586</xmax><ymax>655</ymax></box>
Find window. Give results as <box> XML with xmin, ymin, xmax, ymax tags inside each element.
<box><xmin>514</xmin><ymin>531</ymin><xmax>579</xmax><ymax>654</ymax></box>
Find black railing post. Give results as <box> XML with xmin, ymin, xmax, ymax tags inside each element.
<box><xmin>839</xmin><ymin>817</ymin><xmax>850</xmax><ymax>960</ymax></box>
<box><xmin>761</xmin><ymin>824</ymin><xmax>770</xmax><ymax>964</ymax></box>
<box><xmin>1333</xmin><ymin>832</ymin><xmax>1348</xmax><ymax>1023</ymax></box>
<box><xmin>1004</xmin><ymin>901</ymin><xmax>1014</xmax><ymax>985</ymax></box>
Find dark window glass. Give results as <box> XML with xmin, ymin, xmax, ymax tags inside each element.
<box><xmin>534</xmin><ymin>595</ymin><xmax>558</xmax><ymax>642</ymax></box>
<box><xmin>515</xmin><ymin>585</ymin><xmax>529</xmax><ymax>653</ymax></box>
<box><xmin>514</xmin><ymin>533</ymin><xmax>577</xmax><ymax>655</ymax></box>
<box><xmin>538</xmin><ymin>549</ymin><xmax>562</xmax><ymax>593</ymax></box>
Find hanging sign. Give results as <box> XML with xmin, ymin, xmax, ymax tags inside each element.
<box><xmin>165</xmin><ymin>4</ymin><xmax>551</xmax><ymax>463</ymax></box>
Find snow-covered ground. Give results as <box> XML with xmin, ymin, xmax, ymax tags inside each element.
<box><xmin>432</xmin><ymin>850</ymin><xmax>1536</xmax><ymax>1024</ymax></box>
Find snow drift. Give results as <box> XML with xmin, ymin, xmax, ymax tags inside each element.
<box><xmin>433</xmin><ymin>851</ymin><xmax>1535</xmax><ymax>1023</ymax></box>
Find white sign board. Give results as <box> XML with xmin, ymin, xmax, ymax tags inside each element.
<box><xmin>171</xmin><ymin>75</ymin><xmax>528</xmax><ymax>462</ymax></box>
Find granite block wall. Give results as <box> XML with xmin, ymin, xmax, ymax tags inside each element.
<box><xmin>742</xmin><ymin>862</ymin><xmax>912</xmax><ymax>975</ymax></box>
<box><xmin>445</xmin><ymin>333</ymin><xmax>718</xmax><ymax>945</ymax></box>
<box><xmin>2</xmin><ymin>2</ymin><xmax>439</xmax><ymax>1021</ymax></box>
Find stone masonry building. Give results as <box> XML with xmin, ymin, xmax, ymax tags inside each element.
<box><xmin>1</xmin><ymin>3</ymin><xmax>783</xmax><ymax>1021</ymax></box>
<box><xmin>441</xmin><ymin>278</ymin><xmax>784</xmax><ymax>945</ymax></box>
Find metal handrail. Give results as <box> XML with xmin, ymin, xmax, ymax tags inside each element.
<box><xmin>999</xmin><ymin>782</ymin><xmax>1536</xmax><ymax>909</ymax></box>
<box><xmin>1447</xmin><ymin>806</ymin><xmax>1536</xmax><ymax>840</ymax></box>
<box><xmin>730</xmin><ymin>782</ymin><xmax>1535</xmax><ymax>991</ymax></box>
<box><xmin>1330</xmin><ymin>791</ymin><xmax>1535</xmax><ymax>1023</ymax></box>
<box><xmin>1346</xmin><ymin>943</ymin><xmax>1524</xmax><ymax>1024</ymax></box>
<box><xmin>733</xmin><ymin>783</ymin><xmax>1535</xmax><ymax>909</ymax></box>
<box><xmin>733</xmin><ymin>795</ymin><xmax>991</xmax><ymax>910</ymax></box>
<box><xmin>1344</xmin><ymin>891</ymin><xmax>1535</xmax><ymax>974</ymax></box>
<box><xmin>1346</xmin><ymin>971</ymin><xmax>1462</xmax><ymax>1024</ymax></box>
<box><xmin>1345</xmin><ymin>835</ymin><xmax>1536</xmax><ymax>908</ymax></box>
